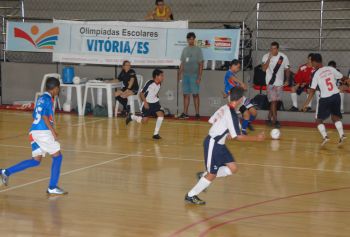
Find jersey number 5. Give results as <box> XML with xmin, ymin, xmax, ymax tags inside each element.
<box><xmin>325</xmin><ymin>78</ymin><xmax>334</xmax><ymax>91</ymax></box>
<box><xmin>33</xmin><ymin>107</ymin><xmax>43</xmax><ymax>124</ymax></box>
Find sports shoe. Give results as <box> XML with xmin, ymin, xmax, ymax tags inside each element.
<box><xmin>152</xmin><ymin>134</ymin><xmax>162</xmax><ymax>140</ymax></box>
<box><xmin>242</xmin><ymin>130</ymin><xmax>248</xmax><ymax>135</ymax></box>
<box><xmin>125</xmin><ymin>113</ymin><xmax>132</xmax><ymax>126</ymax></box>
<box><xmin>247</xmin><ymin>123</ymin><xmax>255</xmax><ymax>131</ymax></box>
<box><xmin>321</xmin><ymin>136</ymin><xmax>330</xmax><ymax>146</ymax></box>
<box><xmin>178</xmin><ymin>113</ymin><xmax>189</xmax><ymax>119</ymax></box>
<box><xmin>47</xmin><ymin>187</ymin><xmax>68</xmax><ymax>195</ymax></box>
<box><xmin>338</xmin><ymin>135</ymin><xmax>347</xmax><ymax>145</ymax></box>
<box><xmin>184</xmin><ymin>194</ymin><xmax>206</xmax><ymax>205</ymax></box>
<box><xmin>306</xmin><ymin>107</ymin><xmax>312</xmax><ymax>112</ymax></box>
<box><xmin>0</xmin><ymin>169</ymin><xmax>9</xmax><ymax>186</ymax></box>
<box><xmin>274</xmin><ymin>121</ymin><xmax>281</xmax><ymax>128</ymax></box>
<box><xmin>195</xmin><ymin>114</ymin><xmax>201</xmax><ymax>120</ymax></box>
<box><xmin>289</xmin><ymin>106</ymin><xmax>299</xmax><ymax>112</ymax></box>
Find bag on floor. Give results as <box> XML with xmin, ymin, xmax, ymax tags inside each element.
<box><xmin>93</xmin><ymin>105</ymin><xmax>108</xmax><ymax>117</ymax></box>
<box><xmin>252</xmin><ymin>94</ymin><xmax>269</xmax><ymax>110</ymax></box>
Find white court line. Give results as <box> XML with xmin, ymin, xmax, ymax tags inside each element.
<box><xmin>0</xmin><ymin>143</ymin><xmax>349</xmax><ymax>174</ymax></box>
<box><xmin>0</xmin><ymin>155</ymin><xmax>130</xmax><ymax>194</ymax></box>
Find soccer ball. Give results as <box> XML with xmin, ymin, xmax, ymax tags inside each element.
<box><xmin>270</xmin><ymin>129</ymin><xmax>281</xmax><ymax>140</ymax></box>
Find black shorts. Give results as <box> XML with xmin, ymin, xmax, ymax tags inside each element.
<box><xmin>121</xmin><ymin>88</ymin><xmax>138</xmax><ymax>95</ymax></box>
<box><xmin>203</xmin><ymin>136</ymin><xmax>235</xmax><ymax>174</ymax></box>
<box><xmin>142</xmin><ymin>102</ymin><xmax>164</xmax><ymax>117</ymax></box>
<box><xmin>317</xmin><ymin>93</ymin><xmax>342</xmax><ymax>120</ymax></box>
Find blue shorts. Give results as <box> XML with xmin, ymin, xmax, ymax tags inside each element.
<box><xmin>182</xmin><ymin>74</ymin><xmax>200</xmax><ymax>95</ymax></box>
<box><xmin>203</xmin><ymin>136</ymin><xmax>235</xmax><ymax>174</ymax></box>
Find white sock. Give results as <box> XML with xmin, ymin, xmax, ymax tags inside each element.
<box><xmin>131</xmin><ymin>115</ymin><xmax>142</xmax><ymax>123</ymax></box>
<box><xmin>335</xmin><ymin>121</ymin><xmax>344</xmax><ymax>138</ymax></box>
<box><xmin>153</xmin><ymin>117</ymin><xmax>164</xmax><ymax>135</ymax></box>
<box><xmin>216</xmin><ymin>166</ymin><xmax>233</xmax><ymax>178</ymax></box>
<box><xmin>291</xmin><ymin>93</ymin><xmax>298</xmax><ymax>108</ymax></box>
<box><xmin>340</xmin><ymin>93</ymin><xmax>344</xmax><ymax>111</ymax></box>
<box><xmin>188</xmin><ymin>177</ymin><xmax>211</xmax><ymax>197</ymax></box>
<box><xmin>317</xmin><ymin>124</ymin><xmax>328</xmax><ymax>139</ymax></box>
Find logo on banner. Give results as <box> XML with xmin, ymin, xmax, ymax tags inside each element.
<box><xmin>14</xmin><ymin>25</ymin><xmax>59</xmax><ymax>49</ymax></box>
<box><xmin>214</xmin><ymin>37</ymin><xmax>232</xmax><ymax>51</ymax></box>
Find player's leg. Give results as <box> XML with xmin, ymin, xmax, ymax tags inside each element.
<box><xmin>191</xmin><ymin>75</ymin><xmax>200</xmax><ymax>119</ymax></box>
<box><xmin>247</xmin><ymin>106</ymin><xmax>257</xmax><ymax>131</ymax></box>
<box><xmin>241</xmin><ymin>109</ymin><xmax>250</xmax><ymax>135</ymax></box>
<box><xmin>0</xmin><ymin>155</ymin><xmax>42</xmax><ymax>186</ymax></box>
<box><xmin>153</xmin><ymin>110</ymin><xmax>164</xmax><ymax>139</ymax></box>
<box><xmin>179</xmin><ymin>75</ymin><xmax>191</xmax><ymax>119</ymax></box>
<box><xmin>289</xmin><ymin>85</ymin><xmax>299</xmax><ymax>111</ymax></box>
<box><xmin>185</xmin><ymin>136</ymin><xmax>215</xmax><ymax>205</ymax></box>
<box><xmin>330</xmin><ymin>94</ymin><xmax>346</xmax><ymax>144</ymax></box>
<box><xmin>126</xmin><ymin>103</ymin><xmax>149</xmax><ymax>125</ymax></box>
<box><xmin>47</xmin><ymin>150</ymin><xmax>67</xmax><ymax>195</ymax></box>
<box><xmin>339</xmin><ymin>85</ymin><xmax>346</xmax><ymax>114</ymax></box>
<box><xmin>316</xmin><ymin>97</ymin><xmax>330</xmax><ymax>146</ymax></box>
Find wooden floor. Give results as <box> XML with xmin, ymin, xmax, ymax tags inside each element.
<box><xmin>0</xmin><ymin>110</ymin><xmax>350</xmax><ymax>237</ymax></box>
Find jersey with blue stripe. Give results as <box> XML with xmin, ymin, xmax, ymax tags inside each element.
<box><xmin>30</xmin><ymin>92</ymin><xmax>54</xmax><ymax>131</ymax></box>
<box><xmin>224</xmin><ymin>70</ymin><xmax>240</xmax><ymax>94</ymax></box>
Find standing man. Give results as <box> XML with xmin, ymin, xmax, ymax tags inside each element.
<box><xmin>262</xmin><ymin>41</ymin><xmax>290</xmax><ymax>128</ymax></box>
<box><xmin>302</xmin><ymin>53</ymin><xmax>347</xmax><ymax>146</ymax></box>
<box><xmin>178</xmin><ymin>32</ymin><xmax>204</xmax><ymax>120</ymax></box>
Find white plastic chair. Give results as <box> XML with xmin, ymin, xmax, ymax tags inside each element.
<box><xmin>115</xmin><ymin>74</ymin><xmax>144</xmax><ymax>117</ymax></box>
<box><xmin>34</xmin><ymin>73</ymin><xmax>62</xmax><ymax>110</ymax></box>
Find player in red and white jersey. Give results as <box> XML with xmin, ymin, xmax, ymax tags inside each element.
<box><xmin>289</xmin><ymin>53</ymin><xmax>315</xmax><ymax>112</ymax></box>
<box><xmin>303</xmin><ymin>53</ymin><xmax>348</xmax><ymax>146</ymax></box>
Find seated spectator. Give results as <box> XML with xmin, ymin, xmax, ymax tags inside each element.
<box><xmin>145</xmin><ymin>0</ymin><xmax>173</xmax><ymax>21</ymax></box>
<box><xmin>328</xmin><ymin>60</ymin><xmax>348</xmax><ymax>113</ymax></box>
<box><xmin>289</xmin><ymin>53</ymin><xmax>314</xmax><ymax>112</ymax></box>
<box><xmin>115</xmin><ymin>60</ymin><xmax>139</xmax><ymax>115</ymax></box>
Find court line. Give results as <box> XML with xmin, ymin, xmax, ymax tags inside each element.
<box><xmin>0</xmin><ymin>155</ymin><xmax>130</xmax><ymax>194</ymax></box>
<box><xmin>0</xmin><ymin>143</ymin><xmax>349</xmax><ymax>174</ymax></box>
<box><xmin>199</xmin><ymin>210</ymin><xmax>350</xmax><ymax>237</ymax></box>
<box><xmin>169</xmin><ymin>186</ymin><xmax>350</xmax><ymax>237</ymax></box>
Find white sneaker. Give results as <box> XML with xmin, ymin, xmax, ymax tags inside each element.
<box><xmin>338</xmin><ymin>135</ymin><xmax>347</xmax><ymax>146</ymax></box>
<box><xmin>0</xmin><ymin>169</ymin><xmax>9</xmax><ymax>186</ymax></box>
<box><xmin>47</xmin><ymin>187</ymin><xmax>68</xmax><ymax>195</ymax></box>
<box><xmin>321</xmin><ymin>136</ymin><xmax>330</xmax><ymax>147</ymax></box>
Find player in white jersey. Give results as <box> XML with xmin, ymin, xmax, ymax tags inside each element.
<box><xmin>0</xmin><ymin>77</ymin><xmax>67</xmax><ymax>195</ymax></box>
<box><xmin>126</xmin><ymin>69</ymin><xmax>165</xmax><ymax>139</ymax></box>
<box><xmin>185</xmin><ymin>87</ymin><xmax>265</xmax><ymax>205</ymax></box>
<box><xmin>303</xmin><ymin>53</ymin><xmax>348</xmax><ymax>146</ymax></box>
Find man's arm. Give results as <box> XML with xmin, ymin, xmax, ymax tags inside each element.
<box><xmin>284</xmin><ymin>68</ymin><xmax>291</xmax><ymax>86</ymax></box>
<box><xmin>178</xmin><ymin>62</ymin><xmax>184</xmax><ymax>81</ymax></box>
<box><xmin>42</xmin><ymin>116</ymin><xmax>57</xmax><ymax>140</ymax></box>
<box><xmin>229</xmin><ymin>76</ymin><xmax>247</xmax><ymax>90</ymax></box>
<box><xmin>262</xmin><ymin>54</ymin><xmax>272</xmax><ymax>72</ymax></box>
<box><xmin>140</xmin><ymin>92</ymin><xmax>149</xmax><ymax>109</ymax></box>
<box><xmin>302</xmin><ymin>88</ymin><xmax>316</xmax><ymax>111</ymax></box>
<box><xmin>196</xmin><ymin>61</ymin><xmax>204</xmax><ymax>84</ymax></box>
<box><xmin>235</xmin><ymin>133</ymin><xmax>265</xmax><ymax>141</ymax></box>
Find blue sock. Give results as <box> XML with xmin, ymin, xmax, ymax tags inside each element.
<box><xmin>6</xmin><ymin>158</ymin><xmax>40</xmax><ymax>176</ymax></box>
<box><xmin>249</xmin><ymin>115</ymin><xmax>256</xmax><ymax>122</ymax></box>
<box><xmin>242</xmin><ymin>119</ymin><xmax>249</xmax><ymax>132</ymax></box>
<box><xmin>49</xmin><ymin>154</ymin><xmax>62</xmax><ymax>189</ymax></box>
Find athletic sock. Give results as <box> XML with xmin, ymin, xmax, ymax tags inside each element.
<box><xmin>188</xmin><ymin>177</ymin><xmax>211</xmax><ymax>197</ymax></box>
<box><xmin>340</xmin><ymin>93</ymin><xmax>344</xmax><ymax>112</ymax></box>
<box><xmin>216</xmin><ymin>166</ymin><xmax>232</xmax><ymax>178</ymax></box>
<box><xmin>317</xmin><ymin>124</ymin><xmax>328</xmax><ymax>139</ymax></box>
<box><xmin>5</xmin><ymin>158</ymin><xmax>40</xmax><ymax>176</ymax></box>
<box><xmin>154</xmin><ymin>117</ymin><xmax>164</xmax><ymax>135</ymax></box>
<box><xmin>131</xmin><ymin>115</ymin><xmax>142</xmax><ymax>123</ymax></box>
<box><xmin>249</xmin><ymin>115</ymin><xmax>256</xmax><ymax>122</ymax></box>
<box><xmin>335</xmin><ymin>121</ymin><xmax>344</xmax><ymax>138</ymax></box>
<box><xmin>291</xmin><ymin>93</ymin><xmax>298</xmax><ymax>108</ymax></box>
<box><xmin>242</xmin><ymin>119</ymin><xmax>249</xmax><ymax>133</ymax></box>
<box><xmin>49</xmin><ymin>154</ymin><xmax>63</xmax><ymax>190</ymax></box>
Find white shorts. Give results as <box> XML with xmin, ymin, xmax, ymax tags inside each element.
<box><xmin>29</xmin><ymin>130</ymin><xmax>60</xmax><ymax>157</ymax></box>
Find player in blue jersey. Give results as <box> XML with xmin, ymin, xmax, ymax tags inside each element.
<box><xmin>223</xmin><ymin>59</ymin><xmax>257</xmax><ymax>135</ymax></box>
<box><xmin>185</xmin><ymin>87</ymin><xmax>265</xmax><ymax>205</ymax></box>
<box><xmin>0</xmin><ymin>77</ymin><xmax>67</xmax><ymax>195</ymax></box>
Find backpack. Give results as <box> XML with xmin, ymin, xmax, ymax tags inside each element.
<box><xmin>93</xmin><ymin>105</ymin><xmax>108</xmax><ymax>117</ymax></box>
<box><xmin>252</xmin><ymin>94</ymin><xmax>269</xmax><ymax>110</ymax></box>
<box><xmin>253</xmin><ymin>64</ymin><xmax>266</xmax><ymax>87</ymax></box>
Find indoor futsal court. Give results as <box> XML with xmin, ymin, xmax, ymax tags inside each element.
<box><xmin>0</xmin><ymin>111</ymin><xmax>350</xmax><ymax>236</ymax></box>
<box><xmin>1</xmin><ymin>0</ymin><xmax>350</xmax><ymax>236</ymax></box>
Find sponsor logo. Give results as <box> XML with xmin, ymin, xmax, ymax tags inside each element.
<box><xmin>14</xmin><ymin>25</ymin><xmax>59</xmax><ymax>49</ymax></box>
<box><xmin>214</xmin><ymin>37</ymin><xmax>232</xmax><ymax>51</ymax></box>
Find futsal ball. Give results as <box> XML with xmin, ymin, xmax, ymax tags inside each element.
<box><xmin>270</xmin><ymin>129</ymin><xmax>281</xmax><ymax>140</ymax></box>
